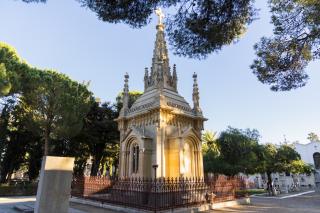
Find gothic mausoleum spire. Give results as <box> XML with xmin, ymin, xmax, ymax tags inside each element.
<box><xmin>120</xmin><ymin>72</ymin><xmax>129</xmax><ymax>116</ymax></box>
<box><xmin>144</xmin><ymin>8</ymin><xmax>177</xmax><ymax>92</ymax></box>
<box><xmin>192</xmin><ymin>72</ymin><xmax>202</xmax><ymax>114</ymax></box>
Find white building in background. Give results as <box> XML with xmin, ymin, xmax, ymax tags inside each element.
<box><xmin>294</xmin><ymin>141</ymin><xmax>320</xmax><ymax>168</ymax></box>
<box><xmin>293</xmin><ymin>141</ymin><xmax>320</xmax><ymax>189</ymax></box>
<box><xmin>249</xmin><ymin>141</ymin><xmax>320</xmax><ymax>191</ymax></box>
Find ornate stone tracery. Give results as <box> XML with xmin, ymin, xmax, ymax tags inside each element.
<box><xmin>116</xmin><ymin>10</ymin><xmax>207</xmax><ymax>178</ymax></box>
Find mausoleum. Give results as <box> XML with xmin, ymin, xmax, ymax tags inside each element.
<box><xmin>116</xmin><ymin>11</ymin><xmax>206</xmax><ymax>178</ymax></box>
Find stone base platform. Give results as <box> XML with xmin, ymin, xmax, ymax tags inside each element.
<box><xmin>70</xmin><ymin>197</ymin><xmax>250</xmax><ymax>213</ymax></box>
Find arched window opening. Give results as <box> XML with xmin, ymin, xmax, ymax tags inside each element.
<box><xmin>314</xmin><ymin>152</ymin><xmax>320</xmax><ymax>170</ymax></box>
<box><xmin>182</xmin><ymin>141</ymin><xmax>194</xmax><ymax>177</ymax></box>
<box><xmin>132</xmin><ymin>144</ymin><xmax>139</xmax><ymax>173</ymax></box>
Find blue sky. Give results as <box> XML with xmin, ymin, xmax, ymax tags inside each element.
<box><xmin>1</xmin><ymin>0</ymin><xmax>319</xmax><ymax>144</ymax></box>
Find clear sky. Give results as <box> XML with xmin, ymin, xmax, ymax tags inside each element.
<box><xmin>1</xmin><ymin>0</ymin><xmax>319</xmax><ymax>144</ymax></box>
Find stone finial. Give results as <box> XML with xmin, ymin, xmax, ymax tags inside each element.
<box><xmin>144</xmin><ymin>67</ymin><xmax>149</xmax><ymax>91</ymax></box>
<box><xmin>124</xmin><ymin>72</ymin><xmax>129</xmax><ymax>94</ymax></box>
<box><xmin>172</xmin><ymin>64</ymin><xmax>177</xmax><ymax>91</ymax></box>
<box><xmin>192</xmin><ymin>72</ymin><xmax>202</xmax><ymax>114</ymax></box>
<box><xmin>121</xmin><ymin>73</ymin><xmax>129</xmax><ymax>115</ymax></box>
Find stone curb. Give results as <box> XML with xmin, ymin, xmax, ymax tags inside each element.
<box><xmin>70</xmin><ymin>197</ymin><xmax>148</xmax><ymax>213</ymax></box>
<box><xmin>70</xmin><ymin>197</ymin><xmax>250</xmax><ymax>213</ymax></box>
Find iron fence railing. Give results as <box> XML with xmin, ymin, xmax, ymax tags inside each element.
<box><xmin>71</xmin><ymin>175</ymin><xmax>247</xmax><ymax>211</ymax></box>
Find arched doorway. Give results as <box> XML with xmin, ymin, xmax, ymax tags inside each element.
<box><xmin>314</xmin><ymin>152</ymin><xmax>320</xmax><ymax>170</ymax></box>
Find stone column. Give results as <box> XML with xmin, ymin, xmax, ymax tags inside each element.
<box><xmin>179</xmin><ymin>137</ymin><xmax>184</xmax><ymax>177</ymax></box>
<box><xmin>119</xmin><ymin>146</ymin><xmax>124</xmax><ymax>177</ymax></box>
<box><xmin>126</xmin><ymin>151</ymin><xmax>130</xmax><ymax>177</ymax></box>
<box><xmin>198</xmin><ymin>148</ymin><xmax>204</xmax><ymax>177</ymax></box>
<box><xmin>139</xmin><ymin>147</ymin><xmax>144</xmax><ymax>177</ymax></box>
<box><xmin>194</xmin><ymin>150</ymin><xmax>199</xmax><ymax>177</ymax></box>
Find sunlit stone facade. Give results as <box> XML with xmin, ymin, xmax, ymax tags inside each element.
<box><xmin>116</xmin><ymin>22</ymin><xmax>206</xmax><ymax>178</ymax></box>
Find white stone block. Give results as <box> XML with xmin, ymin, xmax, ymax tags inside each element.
<box><xmin>34</xmin><ymin>156</ymin><xmax>75</xmax><ymax>213</ymax></box>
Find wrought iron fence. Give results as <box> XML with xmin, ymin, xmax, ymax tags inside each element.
<box><xmin>71</xmin><ymin>175</ymin><xmax>247</xmax><ymax>211</ymax></box>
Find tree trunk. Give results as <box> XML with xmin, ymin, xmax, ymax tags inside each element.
<box><xmin>44</xmin><ymin>135</ymin><xmax>49</xmax><ymax>156</ymax></box>
<box><xmin>91</xmin><ymin>154</ymin><xmax>103</xmax><ymax>176</ymax></box>
<box><xmin>0</xmin><ymin>171</ymin><xmax>7</xmax><ymax>183</ymax></box>
<box><xmin>44</xmin><ymin>115</ymin><xmax>53</xmax><ymax>156</ymax></box>
<box><xmin>266</xmin><ymin>172</ymin><xmax>275</xmax><ymax>196</ymax></box>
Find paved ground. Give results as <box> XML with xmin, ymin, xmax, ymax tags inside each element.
<box><xmin>210</xmin><ymin>192</ymin><xmax>320</xmax><ymax>213</ymax></box>
<box><xmin>0</xmin><ymin>197</ymin><xmax>119</xmax><ymax>213</ymax></box>
<box><xmin>1</xmin><ymin>192</ymin><xmax>319</xmax><ymax>213</ymax></box>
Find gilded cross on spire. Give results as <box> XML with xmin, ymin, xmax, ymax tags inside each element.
<box><xmin>155</xmin><ymin>8</ymin><xmax>165</xmax><ymax>25</ymax></box>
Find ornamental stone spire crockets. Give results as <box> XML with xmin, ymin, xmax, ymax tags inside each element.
<box><xmin>192</xmin><ymin>72</ymin><xmax>202</xmax><ymax>115</ymax></box>
<box><xmin>143</xmin><ymin>9</ymin><xmax>177</xmax><ymax>92</ymax></box>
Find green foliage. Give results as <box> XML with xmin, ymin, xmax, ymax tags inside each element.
<box><xmin>24</xmin><ymin>0</ymin><xmax>257</xmax><ymax>59</ymax></box>
<box><xmin>0</xmin><ymin>43</ymin><xmax>93</xmax><ymax>182</ymax></box>
<box><xmin>70</xmin><ymin>101</ymin><xmax>119</xmax><ymax>176</ymax></box>
<box><xmin>203</xmin><ymin>127</ymin><xmax>262</xmax><ymax>176</ymax></box>
<box><xmin>202</xmin><ymin>131</ymin><xmax>219</xmax><ymax>157</ymax></box>
<box><xmin>0</xmin><ymin>42</ymin><xmax>121</xmax><ymax>179</ymax></box>
<box><xmin>20</xmin><ymin>1</ymin><xmax>320</xmax><ymax>88</ymax></box>
<box><xmin>259</xmin><ymin>143</ymin><xmax>312</xmax><ymax>195</ymax></box>
<box><xmin>0</xmin><ymin>42</ymin><xmax>23</xmax><ymax>96</ymax></box>
<box><xmin>116</xmin><ymin>90</ymin><xmax>143</xmax><ymax>112</ymax></box>
<box><xmin>0</xmin><ymin>183</ymin><xmax>37</xmax><ymax>196</ymax></box>
<box><xmin>166</xmin><ymin>0</ymin><xmax>256</xmax><ymax>58</ymax></box>
<box><xmin>20</xmin><ymin>70</ymin><xmax>94</xmax><ymax>155</ymax></box>
<box><xmin>252</xmin><ymin>0</ymin><xmax>320</xmax><ymax>91</ymax></box>
<box><xmin>0</xmin><ymin>42</ymin><xmax>95</xmax><ymax>155</ymax></box>
<box><xmin>290</xmin><ymin>160</ymin><xmax>313</xmax><ymax>175</ymax></box>
<box><xmin>202</xmin><ymin>131</ymin><xmax>221</xmax><ymax>174</ymax></box>
<box><xmin>259</xmin><ymin>143</ymin><xmax>309</xmax><ymax>174</ymax></box>
<box><xmin>0</xmin><ymin>98</ymin><xmax>42</xmax><ymax>183</ymax></box>
<box><xmin>203</xmin><ymin>126</ymin><xmax>313</xmax><ymax>191</ymax></box>
<box><xmin>0</xmin><ymin>42</ymin><xmax>126</xmax><ymax>180</ymax></box>
<box><xmin>307</xmin><ymin>132</ymin><xmax>320</xmax><ymax>142</ymax></box>
<box><xmin>0</xmin><ymin>64</ymin><xmax>12</xmax><ymax>96</ymax></box>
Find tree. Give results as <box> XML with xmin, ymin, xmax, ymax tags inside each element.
<box><xmin>259</xmin><ymin>143</ymin><xmax>312</xmax><ymax>195</ymax></box>
<box><xmin>202</xmin><ymin>131</ymin><xmax>219</xmax><ymax>156</ymax></box>
<box><xmin>21</xmin><ymin>0</ymin><xmax>256</xmax><ymax>59</ymax></box>
<box><xmin>202</xmin><ymin>131</ymin><xmax>221</xmax><ymax>174</ymax></box>
<box><xmin>0</xmin><ymin>42</ymin><xmax>94</xmax><ymax>156</ymax></box>
<box><xmin>20</xmin><ymin>1</ymin><xmax>320</xmax><ymax>89</ymax></box>
<box><xmin>0</xmin><ymin>98</ymin><xmax>42</xmax><ymax>182</ymax></box>
<box><xmin>20</xmin><ymin>70</ymin><xmax>94</xmax><ymax>156</ymax></box>
<box><xmin>307</xmin><ymin>132</ymin><xmax>320</xmax><ymax>142</ymax></box>
<box><xmin>0</xmin><ymin>42</ymin><xmax>22</xmax><ymax>96</ymax></box>
<box><xmin>0</xmin><ymin>63</ymin><xmax>12</xmax><ymax>96</ymax></box>
<box><xmin>73</xmin><ymin>101</ymin><xmax>119</xmax><ymax>176</ymax></box>
<box><xmin>251</xmin><ymin>0</ymin><xmax>320</xmax><ymax>91</ymax></box>
<box><xmin>204</xmin><ymin>127</ymin><xmax>262</xmax><ymax>176</ymax></box>
<box><xmin>0</xmin><ymin>97</ymin><xmax>16</xmax><ymax>182</ymax></box>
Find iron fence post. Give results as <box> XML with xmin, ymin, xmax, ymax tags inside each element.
<box><xmin>152</xmin><ymin>164</ymin><xmax>158</xmax><ymax>212</ymax></box>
